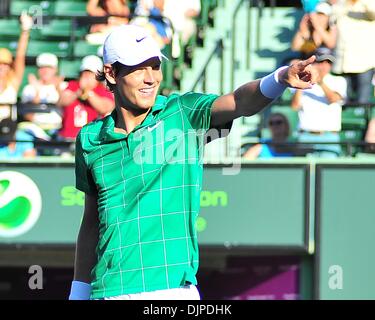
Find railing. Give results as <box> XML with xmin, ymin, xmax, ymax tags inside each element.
<box><xmin>191</xmin><ymin>39</ymin><xmax>225</xmax><ymax>94</ymax></box>
<box><xmin>2</xmin><ymin>100</ymin><xmax>375</xmax><ymax>158</ymax></box>
<box><xmin>240</xmin><ymin>141</ymin><xmax>375</xmax><ymax>158</ymax></box>
<box><xmin>231</xmin><ymin>0</ymin><xmax>247</xmax><ymax>91</ymax></box>
<box><xmin>241</xmin><ymin>102</ymin><xmax>375</xmax><ymax>157</ymax></box>
<box><xmin>230</xmin><ymin>0</ymin><xmax>296</xmax><ymax>90</ymax></box>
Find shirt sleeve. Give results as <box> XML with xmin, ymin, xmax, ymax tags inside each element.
<box><xmin>75</xmin><ymin>133</ymin><xmax>97</xmax><ymax>195</ymax></box>
<box><xmin>178</xmin><ymin>92</ymin><xmax>220</xmax><ymax>131</ymax></box>
<box><xmin>15</xmin><ymin>131</ymin><xmax>34</xmax><ymax>154</ymax></box>
<box><xmin>325</xmin><ymin>75</ymin><xmax>348</xmax><ymax>101</ymax></box>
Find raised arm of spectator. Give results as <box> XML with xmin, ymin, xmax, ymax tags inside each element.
<box><xmin>13</xmin><ymin>13</ymin><xmax>33</xmax><ymax>91</ymax></box>
<box><xmin>86</xmin><ymin>91</ymin><xmax>114</xmax><ymax>116</ymax></box>
<box><xmin>57</xmin><ymin>89</ymin><xmax>82</xmax><ymax>107</ymax></box>
<box><xmin>319</xmin><ymin>80</ymin><xmax>343</xmax><ymax>104</ymax></box>
<box><xmin>291</xmin><ymin>14</ymin><xmax>311</xmax><ymax>52</ymax></box>
<box><xmin>310</xmin><ymin>13</ymin><xmax>337</xmax><ymax>49</ymax></box>
<box><xmin>210</xmin><ymin>56</ymin><xmax>317</xmax><ymax>127</ymax></box>
<box><xmin>291</xmin><ymin>89</ymin><xmax>303</xmax><ymax>110</ymax></box>
<box><xmin>87</xmin><ymin>0</ymin><xmax>107</xmax><ymax>16</ymax></box>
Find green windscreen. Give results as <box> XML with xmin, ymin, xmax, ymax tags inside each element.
<box><xmin>199</xmin><ymin>165</ymin><xmax>308</xmax><ymax>247</ymax></box>
<box><xmin>316</xmin><ymin>165</ymin><xmax>375</xmax><ymax>299</ymax></box>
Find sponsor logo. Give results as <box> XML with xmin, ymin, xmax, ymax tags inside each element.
<box><xmin>0</xmin><ymin>171</ymin><xmax>42</xmax><ymax>237</ymax></box>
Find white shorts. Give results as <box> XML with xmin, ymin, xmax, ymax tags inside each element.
<box><xmin>102</xmin><ymin>284</ymin><xmax>201</xmax><ymax>300</ymax></box>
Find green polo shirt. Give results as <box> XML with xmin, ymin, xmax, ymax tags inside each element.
<box><xmin>75</xmin><ymin>92</ymin><xmax>221</xmax><ymax>299</ymax></box>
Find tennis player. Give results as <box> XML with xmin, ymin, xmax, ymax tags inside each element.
<box><xmin>69</xmin><ymin>25</ymin><xmax>316</xmax><ymax>300</ymax></box>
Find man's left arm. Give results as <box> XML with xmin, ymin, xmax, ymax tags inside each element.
<box><xmin>211</xmin><ymin>56</ymin><xmax>317</xmax><ymax>127</ymax></box>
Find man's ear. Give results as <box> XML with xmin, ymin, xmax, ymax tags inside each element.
<box><xmin>104</xmin><ymin>64</ymin><xmax>116</xmax><ymax>85</ymax></box>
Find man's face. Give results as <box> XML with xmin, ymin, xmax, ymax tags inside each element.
<box><xmin>113</xmin><ymin>57</ymin><xmax>163</xmax><ymax>113</ymax></box>
<box><xmin>38</xmin><ymin>66</ymin><xmax>57</xmax><ymax>83</ymax></box>
<box><xmin>79</xmin><ymin>70</ymin><xmax>98</xmax><ymax>90</ymax></box>
<box><xmin>314</xmin><ymin>60</ymin><xmax>332</xmax><ymax>79</ymax></box>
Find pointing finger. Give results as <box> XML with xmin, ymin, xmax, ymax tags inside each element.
<box><xmin>298</xmin><ymin>55</ymin><xmax>316</xmax><ymax>69</ymax></box>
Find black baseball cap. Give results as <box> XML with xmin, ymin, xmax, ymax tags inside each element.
<box><xmin>314</xmin><ymin>47</ymin><xmax>335</xmax><ymax>63</ymax></box>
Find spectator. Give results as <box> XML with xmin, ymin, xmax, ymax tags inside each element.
<box><xmin>131</xmin><ymin>0</ymin><xmax>172</xmax><ymax>49</ymax></box>
<box><xmin>86</xmin><ymin>0</ymin><xmax>130</xmax><ymax>45</ymax></box>
<box><xmin>292</xmin><ymin>2</ymin><xmax>337</xmax><ymax>58</ymax></box>
<box><xmin>0</xmin><ymin>118</ymin><xmax>36</xmax><ymax>159</ymax></box>
<box><xmin>22</xmin><ymin>53</ymin><xmax>66</xmax><ymax>105</ymax></box>
<box><xmin>134</xmin><ymin>0</ymin><xmax>153</xmax><ymax>16</ymax></box>
<box><xmin>301</xmin><ymin>0</ymin><xmax>321</xmax><ymax>13</ymax></box>
<box><xmin>20</xmin><ymin>53</ymin><xmax>66</xmax><ymax>136</ymax></box>
<box><xmin>331</xmin><ymin>0</ymin><xmax>375</xmax><ymax>103</ymax></box>
<box><xmin>291</xmin><ymin>47</ymin><xmax>347</xmax><ymax>157</ymax></box>
<box><xmin>163</xmin><ymin>0</ymin><xmax>201</xmax><ymax>45</ymax></box>
<box><xmin>243</xmin><ymin>113</ymin><xmax>293</xmax><ymax>159</ymax></box>
<box><xmin>0</xmin><ymin>13</ymin><xmax>33</xmax><ymax>120</ymax></box>
<box><xmin>57</xmin><ymin>55</ymin><xmax>114</xmax><ymax>140</ymax></box>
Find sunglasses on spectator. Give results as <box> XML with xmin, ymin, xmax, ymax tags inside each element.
<box><xmin>269</xmin><ymin>119</ymin><xmax>284</xmax><ymax>126</ymax></box>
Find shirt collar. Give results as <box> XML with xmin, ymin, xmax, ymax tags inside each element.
<box><xmin>99</xmin><ymin>95</ymin><xmax>167</xmax><ymax>142</ymax></box>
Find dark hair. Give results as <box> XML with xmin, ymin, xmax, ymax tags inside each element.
<box><xmin>268</xmin><ymin>113</ymin><xmax>290</xmax><ymax>136</ymax></box>
<box><xmin>96</xmin><ymin>61</ymin><xmax>124</xmax><ymax>92</ymax></box>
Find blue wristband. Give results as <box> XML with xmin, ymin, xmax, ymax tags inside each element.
<box><xmin>260</xmin><ymin>66</ymin><xmax>288</xmax><ymax>99</ymax></box>
<box><xmin>69</xmin><ymin>281</ymin><xmax>92</xmax><ymax>300</ymax></box>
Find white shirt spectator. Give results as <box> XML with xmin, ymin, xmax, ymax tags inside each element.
<box><xmin>294</xmin><ymin>73</ymin><xmax>347</xmax><ymax>132</ymax></box>
<box><xmin>21</xmin><ymin>82</ymin><xmax>67</xmax><ymax>104</ymax></box>
<box><xmin>332</xmin><ymin>0</ymin><xmax>375</xmax><ymax>74</ymax></box>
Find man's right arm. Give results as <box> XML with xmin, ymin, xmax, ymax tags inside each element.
<box><xmin>69</xmin><ymin>192</ymin><xmax>99</xmax><ymax>299</ymax></box>
<box><xmin>73</xmin><ymin>193</ymin><xmax>99</xmax><ymax>283</ymax></box>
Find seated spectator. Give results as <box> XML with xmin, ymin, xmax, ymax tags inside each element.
<box><xmin>22</xmin><ymin>53</ymin><xmax>66</xmax><ymax>105</ymax></box>
<box><xmin>0</xmin><ymin>13</ymin><xmax>32</xmax><ymax>120</ymax></box>
<box><xmin>292</xmin><ymin>2</ymin><xmax>337</xmax><ymax>58</ymax></box>
<box><xmin>243</xmin><ymin>113</ymin><xmax>293</xmax><ymax>159</ymax></box>
<box><xmin>291</xmin><ymin>47</ymin><xmax>347</xmax><ymax>157</ymax></box>
<box><xmin>21</xmin><ymin>53</ymin><xmax>66</xmax><ymax>135</ymax></box>
<box><xmin>131</xmin><ymin>0</ymin><xmax>172</xmax><ymax>49</ymax></box>
<box><xmin>57</xmin><ymin>55</ymin><xmax>114</xmax><ymax>140</ymax></box>
<box><xmin>86</xmin><ymin>0</ymin><xmax>130</xmax><ymax>45</ymax></box>
<box><xmin>331</xmin><ymin>0</ymin><xmax>375</xmax><ymax>103</ymax></box>
<box><xmin>0</xmin><ymin>118</ymin><xmax>36</xmax><ymax>159</ymax></box>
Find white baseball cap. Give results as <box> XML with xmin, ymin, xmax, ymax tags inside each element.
<box><xmin>315</xmin><ymin>2</ymin><xmax>332</xmax><ymax>16</ymax></box>
<box><xmin>103</xmin><ymin>25</ymin><xmax>166</xmax><ymax>66</ymax></box>
<box><xmin>80</xmin><ymin>55</ymin><xmax>103</xmax><ymax>73</ymax></box>
<box><xmin>36</xmin><ymin>53</ymin><xmax>58</xmax><ymax>68</ymax></box>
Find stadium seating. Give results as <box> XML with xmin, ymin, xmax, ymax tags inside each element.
<box><xmin>10</xmin><ymin>0</ymin><xmax>55</xmax><ymax>16</ymax></box>
<box><xmin>53</xmin><ymin>1</ymin><xmax>87</xmax><ymax>17</ymax></box>
<box><xmin>58</xmin><ymin>59</ymin><xmax>82</xmax><ymax>80</ymax></box>
<box><xmin>341</xmin><ymin>107</ymin><xmax>367</xmax><ymax>131</ymax></box>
